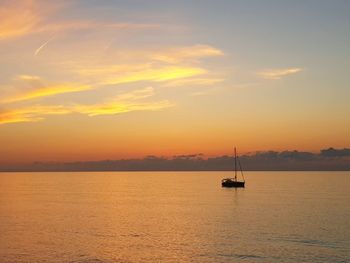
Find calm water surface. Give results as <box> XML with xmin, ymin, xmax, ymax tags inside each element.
<box><xmin>0</xmin><ymin>171</ymin><xmax>349</xmax><ymax>262</ymax></box>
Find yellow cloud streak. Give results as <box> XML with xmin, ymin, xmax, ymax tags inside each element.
<box><xmin>75</xmin><ymin>100</ymin><xmax>172</xmax><ymax>117</ymax></box>
<box><xmin>100</xmin><ymin>67</ymin><xmax>207</xmax><ymax>85</ymax></box>
<box><xmin>0</xmin><ymin>87</ymin><xmax>172</xmax><ymax>124</ymax></box>
<box><xmin>0</xmin><ymin>105</ymin><xmax>71</xmax><ymax>125</ymax></box>
<box><xmin>258</xmin><ymin>68</ymin><xmax>302</xmax><ymax>80</ymax></box>
<box><xmin>3</xmin><ymin>83</ymin><xmax>91</xmax><ymax>103</ymax></box>
<box><xmin>3</xmin><ymin>66</ymin><xmax>205</xmax><ymax>103</ymax></box>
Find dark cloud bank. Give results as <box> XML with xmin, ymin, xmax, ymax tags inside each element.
<box><xmin>1</xmin><ymin>148</ymin><xmax>350</xmax><ymax>172</ymax></box>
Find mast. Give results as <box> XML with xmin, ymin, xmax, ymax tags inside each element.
<box><xmin>234</xmin><ymin>147</ymin><xmax>237</xmax><ymax>181</ymax></box>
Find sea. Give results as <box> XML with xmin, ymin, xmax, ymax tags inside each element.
<box><xmin>0</xmin><ymin>171</ymin><xmax>349</xmax><ymax>263</ymax></box>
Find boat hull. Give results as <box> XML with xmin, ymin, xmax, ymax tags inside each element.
<box><xmin>221</xmin><ymin>180</ymin><xmax>245</xmax><ymax>188</ymax></box>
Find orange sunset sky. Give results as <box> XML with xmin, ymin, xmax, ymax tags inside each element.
<box><xmin>0</xmin><ymin>0</ymin><xmax>349</xmax><ymax>164</ymax></box>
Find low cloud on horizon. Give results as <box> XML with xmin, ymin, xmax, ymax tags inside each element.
<box><xmin>1</xmin><ymin>147</ymin><xmax>349</xmax><ymax>172</ymax></box>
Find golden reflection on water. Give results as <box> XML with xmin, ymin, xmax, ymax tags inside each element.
<box><xmin>0</xmin><ymin>171</ymin><xmax>349</xmax><ymax>262</ymax></box>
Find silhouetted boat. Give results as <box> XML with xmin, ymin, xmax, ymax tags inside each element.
<box><xmin>222</xmin><ymin>147</ymin><xmax>245</xmax><ymax>188</ymax></box>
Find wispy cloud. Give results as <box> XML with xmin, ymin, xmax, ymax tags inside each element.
<box><xmin>0</xmin><ymin>2</ymin><xmax>225</xmax><ymax>126</ymax></box>
<box><xmin>0</xmin><ymin>105</ymin><xmax>71</xmax><ymax>124</ymax></box>
<box><xmin>6</xmin><ymin>84</ymin><xmax>91</xmax><ymax>103</ymax></box>
<box><xmin>0</xmin><ymin>43</ymin><xmax>223</xmax><ymax>103</ymax></box>
<box><xmin>1</xmin><ymin>64</ymin><xmax>207</xmax><ymax>103</ymax></box>
<box><xmin>74</xmin><ymin>87</ymin><xmax>173</xmax><ymax>117</ymax></box>
<box><xmin>163</xmin><ymin>77</ymin><xmax>224</xmax><ymax>87</ymax></box>
<box><xmin>150</xmin><ymin>45</ymin><xmax>224</xmax><ymax>63</ymax></box>
<box><xmin>2</xmin><ymin>75</ymin><xmax>91</xmax><ymax>103</ymax></box>
<box><xmin>75</xmin><ymin>99</ymin><xmax>172</xmax><ymax>117</ymax></box>
<box><xmin>100</xmin><ymin>66</ymin><xmax>207</xmax><ymax>85</ymax></box>
<box><xmin>0</xmin><ymin>87</ymin><xmax>172</xmax><ymax>124</ymax></box>
<box><xmin>114</xmin><ymin>86</ymin><xmax>155</xmax><ymax>101</ymax></box>
<box><xmin>0</xmin><ymin>1</ymin><xmax>159</xmax><ymax>40</ymax></box>
<box><xmin>257</xmin><ymin>68</ymin><xmax>302</xmax><ymax>80</ymax></box>
<box><xmin>0</xmin><ymin>0</ymin><xmax>41</xmax><ymax>40</ymax></box>
<box><xmin>73</xmin><ymin>63</ymin><xmax>208</xmax><ymax>86</ymax></box>
<box><xmin>70</xmin><ymin>45</ymin><xmax>224</xmax><ymax>87</ymax></box>
<box><xmin>77</xmin><ymin>87</ymin><xmax>173</xmax><ymax>117</ymax></box>
<box><xmin>18</xmin><ymin>75</ymin><xmax>41</xmax><ymax>81</ymax></box>
<box><xmin>74</xmin><ymin>44</ymin><xmax>224</xmax><ymax>70</ymax></box>
<box><xmin>35</xmin><ymin>21</ymin><xmax>159</xmax><ymax>36</ymax></box>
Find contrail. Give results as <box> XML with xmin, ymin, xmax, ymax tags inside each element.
<box><xmin>34</xmin><ymin>35</ymin><xmax>55</xmax><ymax>56</ymax></box>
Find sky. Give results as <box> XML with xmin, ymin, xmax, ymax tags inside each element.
<box><xmin>0</xmin><ymin>0</ymin><xmax>349</xmax><ymax>164</ymax></box>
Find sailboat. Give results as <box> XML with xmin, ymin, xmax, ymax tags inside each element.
<box><xmin>221</xmin><ymin>147</ymin><xmax>245</xmax><ymax>188</ymax></box>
